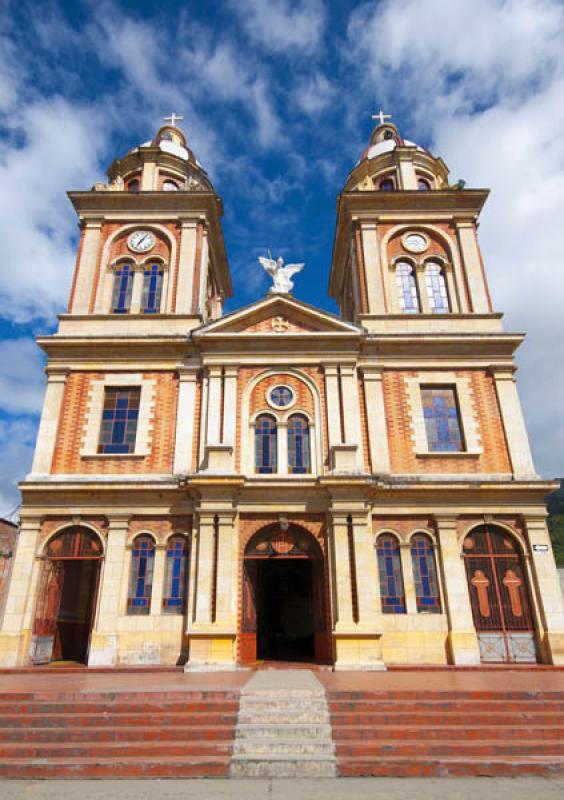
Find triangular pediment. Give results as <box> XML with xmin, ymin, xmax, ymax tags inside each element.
<box><xmin>195</xmin><ymin>295</ymin><xmax>362</xmax><ymax>337</ymax></box>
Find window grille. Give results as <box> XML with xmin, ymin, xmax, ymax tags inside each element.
<box><xmin>162</xmin><ymin>536</ymin><xmax>189</xmax><ymax>613</ymax></box>
<box><xmin>97</xmin><ymin>387</ymin><xmax>141</xmax><ymax>454</ymax></box>
<box><xmin>111</xmin><ymin>264</ymin><xmax>134</xmax><ymax>313</ymax></box>
<box><xmin>127</xmin><ymin>535</ymin><xmax>154</xmax><ymax>614</ymax></box>
<box><xmin>255</xmin><ymin>414</ymin><xmax>277</xmax><ymax>474</ymax></box>
<box><xmin>421</xmin><ymin>385</ymin><xmax>464</xmax><ymax>452</ymax></box>
<box><xmin>141</xmin><ymin>264</ymin><xmax>164</xmax><ymax>314</ymax></box>
<box><xmin>410</xmin><ymin>534</ymin><xmax>441</xmax><ymax>612</ymax></box>
<box><xmin>377</xmin><ymin>534</ymin><xmax>406</xmax><ymax>613</ymax></box>
<box><xmin>396</xmin><ymin>262</ymin><xmax>420</xmax><ymax>313</ymax></box>
<box><xmin>288</xmin><ymin>414</ymin><xmax>311</xmax><ymax>474</ymax></box>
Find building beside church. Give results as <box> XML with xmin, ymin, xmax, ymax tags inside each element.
<box><xmin>0</xmin><ymin>117</ymin><xmax>562</xmax><ymax>670</ymax></box>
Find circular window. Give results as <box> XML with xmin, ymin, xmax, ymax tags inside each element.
<box><xmin>402</xmin><ymin>232</ymin><xmax>428</xmax><ymax>253</ymax></box>
<box><xmin>163</xmin><ymin>180</ymin><xmax>179</xmax><ymax>191</ymax></box>
<box><xmin>268</xmin><ymin>385</ymin><xmax>294</xmax><ymax>408</ymax></box>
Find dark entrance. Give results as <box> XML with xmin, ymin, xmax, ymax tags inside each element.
<box><xmin>31</xmin><ymin>527</ymin><xmax>103</xmax><ymax>664</ymax></box>
<box><xmin>256</xmin><ymin>559</ymin><xmax>314</xmax><ymax>661</ymax></box>
<box><xmin>240</xmin><ymin>523</ymin><xmax>331</xmax><ymax>664</ymax></box>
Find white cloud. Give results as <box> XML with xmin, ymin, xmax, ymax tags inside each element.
<box><xmin>295</xmin><ymin>73</ymin><xmax>335</xmax><ymax>116</ymax></box>
<box><xmin>0</xmin><ymin>418</ymin><xmax>37</xmax><ymax>516</ymax></box>
<box><xmin>0</xmin><ymin>338</ymin><xmax>45</xmax><ymax>415</ymax></box>
<box><xmin>348</xmin><ymin>0</ymin><xmax>564</xmax><ymax>477</ymax></box>
<box><xmin>229</xmin><ymin>0</ymin><xmax>326</xmax><ymax>54</ymax></box>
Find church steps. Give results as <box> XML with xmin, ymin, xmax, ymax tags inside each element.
<box><xmin>0</xmin><ymin>724</ymin><xmax>235</xmax><ymax>743</ymax></box>
<box><xmin>0</xmin><ymin>699</ymin><xmax>239</xmax><ymax>715</ymax></box>
<box><xmin>335</xmin><ymin>740</ymin><xmax>564</xmax><ymax>757</ymax></box>
<box><xmin>338</xmin><ymin>756</ymin><xmax>564</xmax><ymax>778</ymax></box>
<box><xmin>0</xmin><ymin>756</ymin><xmax>231</xmax><ymax>779</ymax></box>
<box><xmin>0</xmin><ymin>711</ymin><xmax>238</xmax><ymax>728</ymax></box>
<box><xmin>0</xmin><ymin>740</ymin><xmax>233</xmax><ymax>759</ymax></box>
<box><xmin>333</xmin><ymin>724</ymin><xmax>564</xmax><ymax>741</ymax></box>
<box><xmin>330</xmin><ymin>710</ymin><xmax>564</xmax><ymax>725</ymax></box>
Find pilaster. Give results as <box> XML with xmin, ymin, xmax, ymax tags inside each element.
<box><xmin>173</xmin><ymin>367</ymin><xmax>199</xmax><ymax>475</ymax></box>
<box><xmin>175</xmin><ymin>219</ymin><xmax>197</xmax><ymax>314</ymax></box>
<box><xmin>70</xmin><ymin>220</ymin><xmax>102</xmax><ymax>314</ymax></box>
<box><xmin>435</xmin><ymin>515</ymin><xmax>480</xmax><ymax>665</ymax></box>
<box><xmin>361</xmin><ymin>368</ymin><xmax>390</xmax><ymax>475</ymax></box>
<box><xmin>491</xmin><ymin>367</ymin><xmax>537</xmax><ymax>479</ymax></box>
<box><xmin>525</xmin><ymin>515</ymin><xmax>564</xmax><ymax>664</ymax></box>
<box><xmin>30</xmin><ymin>369</ymin><xmax>68</xmax><ymax>475</ymax></box>
<box><xmin>456</xmin><ymin>222</ymin><xmax>491</xmax><ymax>313</ymax></box>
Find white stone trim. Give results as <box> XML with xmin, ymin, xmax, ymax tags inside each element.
<box><xmin>404</xmin><ymin>372</ymin><xmax>482</xmax><ymax>456</ymax></box>
<box><xmin>80</xmin><ymin>373</ymin><xmax>156</xmax><ymax>457</ymax></box>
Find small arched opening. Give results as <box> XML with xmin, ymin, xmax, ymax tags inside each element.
<box><xmin>241</xmin><ymin>523</ymin><xmax>330</xmax><ymax>665</ymax></box>
<box><xmin>463</xmin><ymin>525</ymin><xmax>538</xmax><ymax>663</ymax></box>
<box><xmin>31</xmin><ymin>527</ymin><xmax>103</xmax><ymax>664</ymax></box>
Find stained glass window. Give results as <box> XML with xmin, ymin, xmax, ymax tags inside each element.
<box><xmin>377</xmin><ymin>534</ymin><xmax>406</xmax><ymax>614</ymax></box>
<box><xmin>288</xmin><ymin>414</ymin><xmax>311</xmax><ymax>474</ymax></box>
<box><xmin>418</xmin><ymin>178</ymin><xmax>430</xmax><ymax>191</ymax></box>
<box><xmin>421</xmin><ymin>385</ymin><xmax>464</xmax><ymax>452</ymax></box>
<box><xmin>111</xmin><ymin>263</ymin><xmax>134</xmax><ymax>313</ymax></box>
<box><xmin>379</xmin><ymin>178</ymin><xmax>394</xmax><ymax>191</ymax></box>
<box><xmin>425</xmin><ymin>262</ymin><xmax>450</xmax><ymax>313</ymax></box>
<box><xmin>98</xmin><ymin>387</ymin><xmax>140</xmax><ymax>454</ymax></box>
<box><xmin>141</xmin><ymin>264</ymin><xmax>164</xmax><ymax>314</ymax></box>
<box><xmin>396</xmin><ymin>262</ymin><xmax>420</xmax><ymax>313</ymax></box>
<box><xmin>163</xmin><ymin>536</ymin><xmax>189</xmax><ymax>614</ymax></box>
<box><xmin>411</xmin><ymin>534</ymin><xmax>441</xmax><ymax>613</ymax></box>
<box><xmin>255</xmin><ymin>414</ymin><xmax>277</xmax><ymax>474</ymax></box>
<box><xmin>127</xmin><ymin>535</ymin><xmax>154</xmax><ymax>614</ymax></box>
<box><xmin>270</xmin><ymin>386</ymin><xmax>293</xmax><ymax>407</ymax></box>
<box><xmin>128</xmin><ymin>179</ymin><xmax>140</xmax><ymax>193</ymax></box>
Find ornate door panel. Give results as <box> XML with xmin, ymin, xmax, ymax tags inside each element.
<box><xmin>240</xmin><ymin>560</ymin><xmax>258</xmax><ymax>663</ymax></box>
<box><xmin>464</xmin><ymin>526</ymin><xmax>537</xmax><ymax>663</ymax></box>
<box><xmin>31</xmin><ymin>561</ymin><xmax>64</xmax><ymax>664</ymax></box>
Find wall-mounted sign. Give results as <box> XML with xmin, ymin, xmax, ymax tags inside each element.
<box><xmin>532</xmin><ymin>544</ymin><xmax>549</xmax><ymax>553</ymax></box>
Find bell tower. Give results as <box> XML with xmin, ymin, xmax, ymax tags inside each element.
<box><xmin>65</xmin><ymin>117</ymin><xmax>231</xmax><ymax>328</ymax></box>
<box><xmin>330</xmin><ymin>114</ymin><xmax>492</xmax><ymax>327</ymax></box>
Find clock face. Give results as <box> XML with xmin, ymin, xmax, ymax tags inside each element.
<box><xmin>128</xmin><ymin>230</ymin><xmax>155</xmax><ymax>253</ymax></box>
<box><xmin>403</xmin><ymin>233</ymin><xmax>428</xmax><ymax>253</ymax></box>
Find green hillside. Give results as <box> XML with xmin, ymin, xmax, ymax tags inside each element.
<box><xmin>547</xmin><ymin>481</ymin><xmax>564</xmax><ymax>567</ymax></box>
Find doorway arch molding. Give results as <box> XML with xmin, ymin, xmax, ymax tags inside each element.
<box><xmin>38</xmin><ymin>521</ymin><xmax>107</xmax><ymax>559</ymax></box>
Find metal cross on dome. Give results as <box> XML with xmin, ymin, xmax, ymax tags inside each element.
<box><xmin>372</xmin><ymin>109</ymin><xmax>392</xmax><ymax>126</ymax></box>
<box><xmin>163</xmin><ymin>113</ymin><xmax>184</xmax><ymax>127</ymax></box>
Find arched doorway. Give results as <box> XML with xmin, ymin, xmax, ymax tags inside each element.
<box><xmin>240</xmin><ymin>524</ymin><xmax>330</xmax><ymax>664</ymax></box>
<box><xmin>463</xmin><ymin>525</ymin><xmax>538</xmax><ymax>663</ymax></box>
<box><xmin>31</xmin><ymin>527</ymin><xmax>103</xmax><ymax>664</ymax></box>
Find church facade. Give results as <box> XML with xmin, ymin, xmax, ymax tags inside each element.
<box><xmin>0</xmin><ymin>118</ymin><xmax>562</xmax><ymax>670</ymax></box>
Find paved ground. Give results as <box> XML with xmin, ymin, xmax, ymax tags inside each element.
<box><xmin>1</xmin><ymin>777</ymin><xmax>563</xmax><ymax>799</ymax></box>
<box><xmin>1</xmin><ymin>667</ymin><xmax>563</xmax><ymax>695</ymax></box>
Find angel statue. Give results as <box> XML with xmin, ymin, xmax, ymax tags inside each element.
<box><xmin>258</xmin><ymin>254</ymin><xmax>305</xmax><ymax>294</ymax></box>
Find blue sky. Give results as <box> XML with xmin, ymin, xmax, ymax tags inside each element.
<box><xmin>1</xmin><ymin>0</ymin><xmax>563</xmax><ymax>514</ymax></box>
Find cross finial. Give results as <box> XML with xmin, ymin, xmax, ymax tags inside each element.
<box><xmin>372</xmin><ymin>109</ymin><xmax>392</xmax><ymax>126</ymax></box>
<box><xmin>163</xmin><ymin>113</ymin><xmax>184</xmax><ymax>128</ymax></box>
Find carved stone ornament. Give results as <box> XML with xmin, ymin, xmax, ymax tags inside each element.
<box><xmin>259</xmin><ymin>255</ymin><xmax>304</xmax><ymax>294</ymax></box>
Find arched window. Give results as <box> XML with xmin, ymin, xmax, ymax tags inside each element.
<box><xmin>255</xmin><ymin>414</ymin><xmax>277</xmax><ymax>474</ymax></box>
<box><xmin>288</xmin><ymin>414</ymin><xmax>311</xmax><ymax>474</ymax></box>
<box><xmin>141</xmin><ymin>264</ymin><xmax>164</xmax><ymax>314</ymax></box>
<box><xmin>425</xmin><ymin>262</ymin><xmax>450</xmax><ymax>313</ymax></box>
<box><xmin>127</xmin><ymin>535</ymin><xmax>155</xmax><ymax>614</ymax></box>
<box><xmin>410</xmin><ymin>534</ymin><xmax>441</xmax><ymax>613</ymax></box>
<box><xmin>418</xmin><ymin>178</ymin><xmax>430</xmax><ymax>191</ymax></box>
<box><xmin>396</xmin><ymin>261</ymin><xmax>420</xmax><ymax>313</ymax></box>
<box><xmin>128</xmin><ymin>179</ymin><xmax>140</xmax><ymax>193</ymax></box>
<box><xmin>163</xmin><ymin>536</ymin><xmax>189</xmax><ymax>614</ymax></box>
<box><xmin>379</xmin><ymin>178</ymin><xmax>394</xmax><ymax>191</ymax></box>
<box><xmin>111</xmin><ymin>263</ymin><xmax>134</xmax><ymax>314</ymax></box>
<box><xmin>376</xmin><ymin>534</ymin><xmax>406</xmax><ymax>613</ymax></box>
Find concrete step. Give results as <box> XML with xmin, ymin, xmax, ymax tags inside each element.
<box><xmin>230</xmin><ymin>753</ymin><xmax>337</xmax><ymax>779</ymax></box>
<box><xmin>233</xmin><ymin>738</ymin><xmax>335</xmax><ymax>756</ymax></box>
<box><xmin>236</xmin><ymin>723</ymin><xmax>333</xmax><ymax>739</ymax></box>
<box><xmin>239</xmin><ymin>710</ymin><xmax>330</xmax><ymax>725</ymax></box>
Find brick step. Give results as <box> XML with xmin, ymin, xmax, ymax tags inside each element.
<box><xmin>0</xmin><ymin>755</ymin><xmax>231</xmax><ymax>779</ymax></box>
<box><xmin>333</xmin><ymin>724</ymin><xmax>564</xmax><ymax>741</ymax></box>
<box><xmin>0</xmin><ymin>740</ymin><xmax>232</xmax><ymax>759</ymax></box>
<box><xmin>0</xmin><ymin>690</ymin><xmax>237</xmax><ymax>703</ymax></box>
<box><xmin>0</xmin><ymin>710</ymin><xmax>237</xmax><ymax>729</ymax></box>
<box><xmin>0</xmin><ymin>699</ymin><xmax>239</xmax><ymax>715</ymax></box>
<box><xmin>335</xmin><ymin>739</ymin><xmax>564</xmax><ymax>757</ymax></box>
<box><xmin>0</xmin><ymin>724</ymin><xmax>235</xmax><ymax>743</ymax></box>
<box><xmin>330</xmin><ymin>711</ymin><xmax>563</xmax><ymax>726</ymax></box>
<box><xmin>328</xmin><ymin>699</ymin><xmax>564</xmax><ymax>713</ymax></box>
<box><xmin>337</xmin><ymin>755</ymin><xmax>564</xmax><ymax>778</ymax></box>
<box><xmin>326</xmin><ymin>690</ymin><xmax>564</xmax><ymax>701</ymax></box>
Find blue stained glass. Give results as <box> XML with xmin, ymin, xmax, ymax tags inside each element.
<box><xmin>270</xmin><ymin>386</ymin><xmax>293</xmax><ymax>407</ymax></box>
<box><xmin>421</xmin><ymin>386</ymin><xmax>464</xmax><ymax>452</ymax></box>
<box><xmin>111</xmin><ymin>264</ymin><xmax>134</xmax><ymax>313</ymax></box>
<box><xmin>142</xmin><ymin>264</ymin><xmax>164</xmax><ymax>314</ymax></box>
<box><xmin>127</xmin><ymin>536</ymin><xmax>154</xmax><ymax>615</ymax></box>
<box><xmin>396</xmin><ymin>262</ymin><xmax>420</xmax><ymax>313</ymax></box>
<box><xmin>288</xmin><ymin>414</ymin><xmax>311</xmax><ymax>474</ymax></box>
<box><xmin>98</xmin><ymin>387</ymin><xmax>140</xmax><ymax>454</ymax></box>
<box><xmin>255</xmin><ymin>415</ymin><xmax>277</xmax><ymax>474</ymax></box>
<box><xmin>425</xmin><ymin>262</ymin><xmax>450</xmax><ymax>313</ymax></box>
<box><xmin>163</xmin><ymin>536</ymin><xmax>189</xmax><ymax>614</ymax></box>
<box><xmin>411</xmin><ymin>534</ymin><xmax>441</xmax><ymax>613</ymax></box>
<box><xmin>377</xmin><ymin>535</ymin><xmax>406</xmax><ymax>614</ymax></box>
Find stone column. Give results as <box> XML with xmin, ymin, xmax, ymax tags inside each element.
<box><xmin>215</xmin><ymin>511</ymin><xmax>237</xmax><ymax>628</ymax></box>
<box><xmin>150</xmin><ymin>544</ymin><xmax>167</xmax><ymax>618</ymax></box>
<box><xmin>399</xmin><ymin>544</ymin><xmax>418</xmax><ymax>614</ymax></box>
<box><xmin>129</xmin><ymin>269</ymin><xmax>144</xmax><ymax>314</ymax></box>
<box><xmin>360</xmin><ymin>223</ymin><xmax>386</xmax><ymax>314</ymax></box>
<box><xmin>456</xmin><ymin>222</ymin><xmax>491</xmax><ymax>313</ymax></box>
<box><xmin>70</xmin><ymin>221</ymin><xmax>102</xmax><ymax>314</ymax></box>
<box><xmin>330</xmin><ymin>512</ymin><xmax>355</xmax><ymax>629</ymax></box>
<box><xmin>222</xmin><ymin>367</ymin><xmax>238</xmax><ymax>449</ymax></box>
<box><xmin>435</xmin><ymin>515</ymin><xmax>480</xmax><ymax>664</ymax></box>
<box><xmin>89</xmin><ymin>514</ymin><xmax>130</xmax><ymax>666</ymax></box>
<box><xmin>205</xmin><ymin>367</ymin><xmax>223</xmax><ymax>447</ymax></box>
<box><xmin>339</xmin><ymin>365</ymin><xmax>363</xmax><ymax>470</ymax></box>
<box><xmin>416</xmin><ymin>263</ymin><xmax>431</xmax><ymax>313</ymax></box>
<box><xmin>175</xmin><ymin>220</ymin><xmax>197</xmax><ymax>314</ymax></box>
<box><xmin>397</xmin><ymin>150</ymin><xmax>418</xmax><ymax>189</ymax></box>
<box><xmin>323</xmin><ymin>365</ymin><xmax>342</xmax><ymax>448</ymax></box>
<box><xmin>30</xmin><ymin>370</ymin><xmax>68</xmax><ymax>475</ymax></box>
<box><xmin>173</xmin><ymin>367</ymin><xmax>199</xmax><ymax>475</ymax></box>
<box><xmin>491</xmin><ymin>368</ymin><xmax>537</xmax><ymax>479</ymax></box>
<box><xmin>525</xmin><ymin>515</ymin><xmax>564</xmax><ymax>664</ymax></box>
<box><xmin>192</xmin><ymin>512</ymin><xmax>215</xmax><ymax>626</ymax></box>
<box><xmin>350</xmin><ymin>511</ymin><xmax>381</xmax><ymax>624</ymax></box>
<box><xmin>444</xmin><ymin>265</ymin><xmax>459</xmax><ymax>312</ymax></box>
<box><xmin>362</xmin><ymin>368</ymin><xmax>390</xmax><ymax>475</ymax></box>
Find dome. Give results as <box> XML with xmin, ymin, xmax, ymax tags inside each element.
<box><xmin>357</xmin><ymin>123</ymin><xmax>430</xmax><ymax>166</ymax></box>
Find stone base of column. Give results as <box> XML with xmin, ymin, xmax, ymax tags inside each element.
<box><xmin>446</xmin><ymin>630</ymin><xmax>481</xmax><ymax>665</ymax></box>
<box><xmin>87</xmin><ymin>632</ymin><xmax>119</xmax><ymax>666</ymax></box>
<box><xmin>203</xmin><ymin>444</ymin><xmax>234</xmax><ymax>473</ymax></box>
<box><xmin>0</xmin><ymin>632</ymin><xmax>29</xmax><ymax>668</ymax></box>
<box><xmin>184</xmin><ymin>633</ymin><xmax>237</xmax><ymax>670</ymax></box>
<box><xmin>539</xmin><ymin>630</ymin><xmax>564</xmax><ymax>665</ymax></box>
<box><xmin>333</xmin><ymin>633</ymin><xmax>386</xmax><ymax>671</ymax></box>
